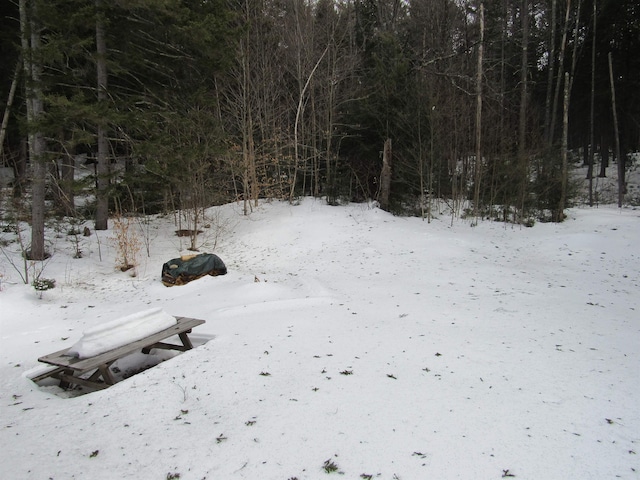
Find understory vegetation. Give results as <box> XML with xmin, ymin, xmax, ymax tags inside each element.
<box><xmin>1</xmin><ymin>0</ymin><xmax>639</xmax><ymax>259</ymax></box>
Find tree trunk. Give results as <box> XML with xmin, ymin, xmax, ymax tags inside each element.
<box><xmin>379</xmin><ymin>138</ymin><xmax>392</xmax><ymax>211</ymax></box>
<box><xmin>0</xmin><ymin>60</ymin><xmax>21</xmax><ymax>159</ymax></box>
<box><xmin>248</xmin><ymin>111</ymin><xmax>257</xmax><ymax>208</ymax></box>
<box><xmin>239</xmin><ymin>14</ymin><xmax>251</xmax><ymax>216</ymax></box>
<box><xmin>550</xmin><ymin>0</ymin><xmax>571</xmax><ymax>144</ymax></box>
<box><xmin>599</xmin><ymin>134</ymin><xmax>608</xmax><ymax>177</ymax></box>
<box><xmin>568</xmin><ymin>0</ymin><xmax>582</xmax><ymax>93</ymax></box>
<box><xmin>587</xmin><ymin>0</ymin><xmax>596</xmax><ymax>206</ymax></box>
<box><xmin>544</xmin><ymin>0</ymin><xmax>556</xmax><ymax>144</ymax></box>
<box><xmin>20</xmin><ymin>0</ymin><xmax>47</xmax><ymax>260</ymax></box>
<box><xmin>608</xmin><ymin>52</ymin><xmax>623</xmax><ymax>208</ymax></box>
<box><xmin>95</xmin><ymin>0</ymin><xmax>109</xmax><ymax>230</ymax></box>
<box><xmin>473</xmin><ymin>2</ymin><xmax>484</xmax><ymax>219</ymax></box>
<box><xmin>558</xmin><ymin>72</ymin><xmax>569</xmax><ymax>221</ymax></box>
<box><xmin>325</xmin><ymin>53</ymin><xmax>336</xmax><ymax>203</ymax></box>
<box><xmin>428</xmin><ymin>107</ymin><xmax>435</xmax><ymax>224</ymax></box>
<box><xmin>518</xmin><ymin>0</ymin><xmax>529</xmax><ymax>217</ymax></box>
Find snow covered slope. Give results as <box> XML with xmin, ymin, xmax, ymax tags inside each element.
<box><xmin>1</xmin><ymin>199</ymin><xmax>638</xmax><ymax>479</ymax></box>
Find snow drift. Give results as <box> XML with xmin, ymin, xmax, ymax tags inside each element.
<box><xmin>67</xmin><ymin>308</ymin><xmax>177</xmax><ymax>358</ymax></box>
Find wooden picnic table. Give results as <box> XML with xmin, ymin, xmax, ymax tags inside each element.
<box><xmin>32</xmin><ymin>317</ymin><xmax>205</xmax><ymax>391</ymax></box>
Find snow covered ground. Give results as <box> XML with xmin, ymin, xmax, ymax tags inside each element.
<box><xmin>1</xmin><ymin>199</ymin><xmax>639</xmax><ymax>479</ymax></box>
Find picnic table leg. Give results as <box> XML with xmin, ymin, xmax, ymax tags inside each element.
<box><xmin>178</xmin><ymin>332</ymin><xmax>194</xmax><ymax>350</ymax></box>
<box><xmin>58</xmin><ymin>369</ymin><xmax>75</xmax><ymax>389</ymax></box>
<box><xmin>98</xmin><ymin>365</ymin><xmax>116</xmax><ymax>385</ymax></box>
<box><xmin>54</xmin><ymin>363</ymin><xmax>115</xmax><ymax>390</ymax></box>
<box><xmin>86</xmin><ymin>361</ymin><xmax>117</xmax><ymax>385</ymax></box>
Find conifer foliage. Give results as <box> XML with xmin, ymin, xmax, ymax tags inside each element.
<box><xmin>1</xmin><ymin>0</ymin><xmax>638</xmax><ymax>226</ymax></box>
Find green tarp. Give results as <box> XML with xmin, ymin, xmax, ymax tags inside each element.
<box><xmin>161</xmin><ymin>253</ymin><xmax>227</xmax><ymax>287</ymax></box>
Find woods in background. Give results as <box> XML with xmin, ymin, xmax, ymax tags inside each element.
<box><xmin>1</xmin><ymin>0</ymin><xmax>639</xmax><ymax>250</ymax></box>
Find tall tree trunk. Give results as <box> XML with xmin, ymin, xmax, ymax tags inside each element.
<box><xmin>587</xmin><ymin>0</ymin><xmax>596</xmax><ymax>206</ymax></box>
<box><xmin>518</xmin><ymin>0</ymin><xmax>529</xmax><ymax>217</ymax></box>
<box><xmin>0</xmin><ymin>60</ymin><xmax>21</xmax><ymax>159</ymax></box>
<box><xmin>608</xmin><ymin>52</ymin><xmax>623</xmax><ymax>208</ymax></box>
<box><xmin>499</xmin><ymin>0</ymin><xmax>507</xmax><ymax>201</ymax></box>
<box><xmin>558</xmin><ymin>72</ymin><xmax>569</xmax><ymax>221</ymax></box>
<box><xmin>550</xmin><ymin>0</ymin><xmax>571</xmax><ymax>144</ymax></box>
<box><xmin>240</xmin><ymin>12</ymin><xmax>251</xmax><ymax>216</ymax></box>
<box><xmin>237</xmin><ymin>0</ymin><xmax>259</xmax><ymax>215</ymax></box>
<box><xmin>473</xmin><ymin>2</ymin><xmax>484</xmax><ymax>219</ymax></box>
<box><xmin>20</xmin><ymin>0</ymin><xmax>47</xmax><ymax>260</ymax></box>
<box><xmin>325</xmin><ymin>48</ymin><xmax>336</xmax><ymax>203</ymax></box>
<box><xmin>544</xmin><ymin>0</ymin><xmax>557</xmax><ymax>144</ymax></box>
<box><xmin>428</xmin><ymin>105</ymin><xmax>435</xmax><ymax>224</ymax></box>
<box><xmin>95</xmin><ymin>0</ymin><xmax>109</xmax><ymax>230</ymax></box>
<box><xmin>568</xmin><ymin>0</ymin><xmax>582</xmax><ymax>93</ymax></box>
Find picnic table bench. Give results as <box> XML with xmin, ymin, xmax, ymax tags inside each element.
<box><xmin>32</xmin><ymin>317</ymin><xmax>205</xmax><ymax>391</ymax></box>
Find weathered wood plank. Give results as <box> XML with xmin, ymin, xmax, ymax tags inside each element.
<box><xmin>30</xmin><ymin>367</ymin><xmax>66</xmax><ymax>383</ymax></box>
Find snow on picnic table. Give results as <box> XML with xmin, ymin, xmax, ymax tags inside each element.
<box><xmin>1</xmin><ymin>199</ymin><xmax>639</xmax><ymax>480</ymax></box>
<box><xmin>67</xmin><ymin>307</ymin><xmax>177</xmax><ymax>358</ymax></box>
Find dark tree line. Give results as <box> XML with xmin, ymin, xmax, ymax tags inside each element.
<box><xmin>1</xmin><ymin>0</ymin><xmax>639</xmax><ymax>258</ymax></box>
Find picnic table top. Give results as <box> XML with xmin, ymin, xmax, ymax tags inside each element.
<box><xmin>38</xmin><ymin>317</ymin><xmax>205</xmax><ymax>372</ymax></box>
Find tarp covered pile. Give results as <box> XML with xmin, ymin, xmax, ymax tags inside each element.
<box><xmin>161</xmin><ymin>253</ymin><xmax>227</xmax><ymax>287</ymax></box>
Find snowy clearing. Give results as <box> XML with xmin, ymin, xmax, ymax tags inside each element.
<box><xmin>1</xmin><ymin>199</ymin><xmax>639</xmax><ymax>479</ymax></box>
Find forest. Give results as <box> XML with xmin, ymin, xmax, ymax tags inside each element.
<box><xmin>1</xmin><ymin>0</ymin><xmax>639</xmax><ymax>261</ymax></box>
